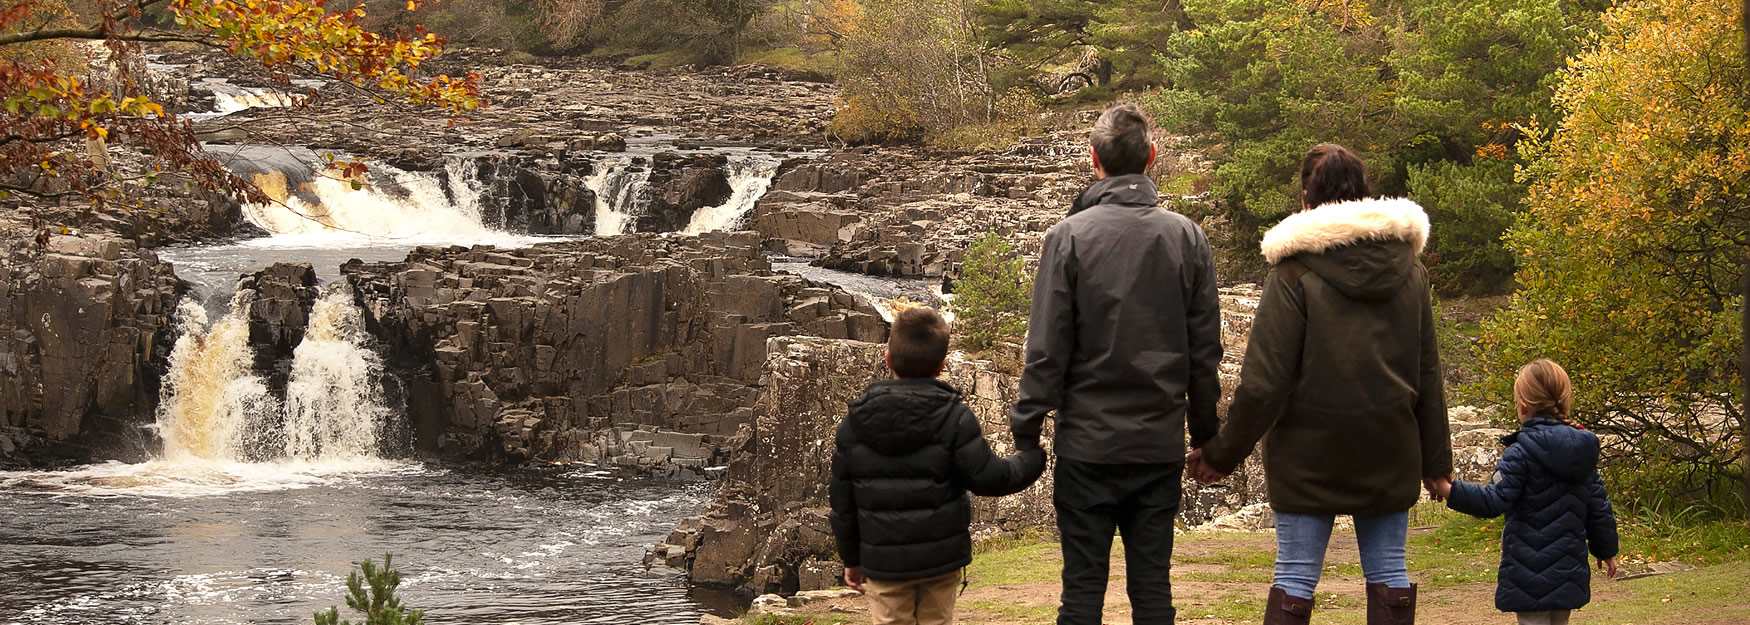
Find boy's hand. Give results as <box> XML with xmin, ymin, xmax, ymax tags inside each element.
<box><xmin>1598</xmin><ymin>557</ymin><xmax>1619</xmax><ymax>579</ymax></box>
<box><xmin>1186</xmin><ymin>448</ymin><xmax>1228</xmax><ymax>484</ymax></box>
<box><xmin>844</xmin><ymin>566</ymin><xmax>866</xmax><ymax>592</ymax></box>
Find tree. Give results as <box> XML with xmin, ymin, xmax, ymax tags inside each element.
<box><xmin>313</xmin><ymin>554</ymin><xmax>425</xmax><ymax>625</ymax></box>
<box><xmin>1146</xmin><ymin>0</ymin><xmax>1604</xmax><ymax>291</ymax></box>
<box><xmin>953</xmin><ymin>232</ymin><xmax>1031</xmax><ymax>353</ymax></box>
<box><xmin>976</xmin><ymin>0</ymin><xmax>1187</xmax><ymax>92</ymax></box>
<box><xmin>831</xmin><ymin>0</ymin><xmax>993</xmax><ymax>142</ymax></box>
<box><xmin>0</xmin><ymin>0</ymin><xmax>480</xmax><ymax>211</ymax></box>
<box><xmin>1477</xmin><ymin>0</ymin><xmax>1747</xmax><ymax>506</ymax></box>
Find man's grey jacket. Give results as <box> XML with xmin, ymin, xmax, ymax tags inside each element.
<box><xmin>1011</xmin><ymin>173</ymin><xmax>1224</xmax><ymax>464</ymax></box>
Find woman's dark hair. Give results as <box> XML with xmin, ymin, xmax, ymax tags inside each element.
<box><xmin>1299</xmin><ymin>143</ymin><xmax>1372</xmax><ymax>209</ymax></box>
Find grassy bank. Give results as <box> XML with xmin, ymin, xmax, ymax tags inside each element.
<box><xmin>745</xmin><ymin>507</ymin><xmax>1750</xmax><ymax>625</ymax></box>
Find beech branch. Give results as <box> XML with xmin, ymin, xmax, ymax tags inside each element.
<box><xmin>0</xmin><ymin>27</ymin><xmax>220</xmax><ymax>48</ymax></box>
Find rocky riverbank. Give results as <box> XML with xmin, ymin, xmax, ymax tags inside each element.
<box><xmin>0</xmin><ymin>235</ymin><xmax>183</xmax><ymax>466</ymax></box>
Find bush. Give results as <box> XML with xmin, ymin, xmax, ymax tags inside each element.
<box><xmin>313</xmin><ymin>555</ymin><xmax>425</xmax><ymax>625</ymax></box>
<box><xmin>953</xmin><ymin>233</ymin><xmax>1032</xmax><ymax>353</ymax></box>
<box><xmin>1477</xmin><ymin>0</ymin><xmax>1747</xmax><ymax>508</ymax></box>
<box><xmin>832</xmin><ymin>0</ymin><xmax>995</xmax><ymax>142</ymax></box>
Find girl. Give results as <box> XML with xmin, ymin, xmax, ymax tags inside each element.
<box><xmin>1435</xmin><ymin>359</ymin><xmax>1621</xmax><ymax>625</ymax></box>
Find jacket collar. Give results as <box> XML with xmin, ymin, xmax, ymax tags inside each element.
<box><xmin>1501</xmin><ymin>414</ymin><xmax>1567</xmax><ymax>445</ymax></box>
<box><xmin>1069</xmin><ymin>174</ymin><xmax>1159</xmax><ymax>215</ymax></box>
<box><xmin>869</xmin><ymin>377</ymin><xmax>959</xmax><ymax>395</ymax></box>
<box><xmin>1260</xmin><ymin>197</ymin><xmax>1430</xmax><ymax>264</ymax></box>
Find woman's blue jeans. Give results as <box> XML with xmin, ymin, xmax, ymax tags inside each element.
<box><xmin>1273</xmin><ymin>511</ymin><xmax>1412</xmax><ymax>599</ymax></box>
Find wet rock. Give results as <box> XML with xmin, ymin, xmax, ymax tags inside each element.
<box><xmin>238</xmin><ymin>263</ymin><xmax>318</xmax><ymax>396</ymax></box>
<box><xmin>634</xmin><ymin>153</ymin><xmax>733</xmax><ymax>233</ymax></box>
<box><xmin>0</xmin><ymin>234</ymin><xmax>182</xmax><ymax>466</ymax></box>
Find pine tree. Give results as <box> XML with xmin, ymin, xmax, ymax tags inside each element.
<box><xmin>313</xmin><ymin>555</ymin><xmax>426</xmax><ymax>625</ymax></box>
<box><xmin>954</xmin><ymin>233</ymin><xmax>1032</xmax><ymax>353</ymax></box>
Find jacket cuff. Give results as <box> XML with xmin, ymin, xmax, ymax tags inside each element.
<box><xmin>1445</xmin><ymin>481</ymin><xmax>1483</xmax><ymax>516</ymax></box>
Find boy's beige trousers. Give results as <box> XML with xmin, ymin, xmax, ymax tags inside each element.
<box><xmin>864</xmin><ymin>570</ymin><xmax>963</xmax><ymax>625</ymax></box>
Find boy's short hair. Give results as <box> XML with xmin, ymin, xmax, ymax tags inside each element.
<box><xmin>888</xmin><ymin>306</ymin><xmax>950</xmax><ymax>378</ymax></box>
<box><xmin>1091</xmin><ymin>103</ymin><xmax>1153</xmax><ymax>176</ymax></box>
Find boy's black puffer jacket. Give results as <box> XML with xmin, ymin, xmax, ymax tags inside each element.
<box><xmin>829</xmin><ymin>378</ymin><xmax>1047</xmax><ymax>581</ymax></box>
<box><xmin>1448</xmin><ymin>416</ymin><xmax>1619</xmax><ymax>612</ymax></box>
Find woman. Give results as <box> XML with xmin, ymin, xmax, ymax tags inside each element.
<box><xmin>1188</xmin><ymin>144</ymin><xmax>1453</xmax><ymax>625</ymax></box>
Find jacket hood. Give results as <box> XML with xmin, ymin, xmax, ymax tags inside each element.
<box><xmin>1261</xmin><ymin>197</ymin><xmax>1430</xmax><ymax>300</ymax></box>
<box><xmin>847</xmin><ymin>378</ymin><xmax>959</xmax><ymax>456</ymax></box>
<box><xmin>1068</xmin><ymin>174</ymin><xmax>1159</xmax><ymax>215</ymax></box>
<box><xmin>1505</xmin><ymin>417</ymin><xmax>1601</xmax><ymax>483</ymax></box>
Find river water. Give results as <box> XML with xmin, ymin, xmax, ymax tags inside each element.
<box><xmin>0</xmin><ymin>141</ymin><xmax>794</xmax><ymax>624</ymax></box>
<box><xmin>0</xmin><ymin>462</ymin><xmax>723</xmax><ymax>625</ymax></box>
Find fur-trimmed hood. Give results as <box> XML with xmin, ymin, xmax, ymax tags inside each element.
<box><xmin>1261</xmin><ymin>197</ymin><xmax>1431</xmax><ymax>301</ymax></box>
<box><xmin>1260</xmin><ymin>197</ymin><xmax>1430</xmax><ymax>265</ymax></box>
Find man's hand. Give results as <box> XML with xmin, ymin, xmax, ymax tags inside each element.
<box><xmin>1014</xmin><ymin>432</ymin><xmax>1042</xmax><ymax>452</ymax></box>
<box><xmin>1186</xmin><ymin>448</ymin><xmax>1228</xmax><ymax>484</ymax></box>
<box><xmin>1598</xmin><ymin>557</ymin><xmax>1620</xmax><ymax>579</ymax></box>
<box><xmin>1423</xmin><ymin>476</ymin><xmax>1453</xmax><ymax>502</ymax></box>
<box><xmin>844</xmin><ymin>566</ymin><xmax>866</xmax><ymax>592</ymax></box>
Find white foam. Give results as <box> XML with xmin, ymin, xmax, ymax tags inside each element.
<box><xmin>0</xmin><ymin>457</ymin><xmax>416</xmax><ymax>498</ymax></box>
<box><xmin>682</xmin><ymin>154</ymin><xmax>781</xmax><ymax>235</ymax></box>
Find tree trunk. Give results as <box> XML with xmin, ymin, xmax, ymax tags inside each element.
<box><xmin>1742</xmin><ymin>0</ymin><xmax>1749</xmax><ymax>513</ymax></box>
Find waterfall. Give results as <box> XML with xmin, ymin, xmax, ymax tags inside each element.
<box><xmin>682</xmin><ymin>154</ymin><xmax>782</xmax><ymax>235</ymax></box>
<box><xmin>443</xmin><ymin>156</ymin><xmax>489</xmax><ymax>225</ymax></box>
<box><xmin>583</xmin><ymin>156</ymin><xmax>651</xmax><ymax>236</ymax></box>
<box><xmin>156</xmin><ymin>295</ymin><xmax>275</xmax><ymax>462</ymax></box>
<box><xmin>238</xmin><ymin>159</ymin><xmax>498</xmax><ymax>241</ymax></box>
<box><xmin>281</xmin><ymin>289</ymin><xmax>388</xmax><ymax>461</ymax></box>
<box><xmin>188</xmin><ymin>79</ymin><xmax>299</xmax><ymax>120</ymax></box>
<box><xmin>156</xmin><ymin>287</ymin><xmax>389</xmax><ymax>463</ymax></box>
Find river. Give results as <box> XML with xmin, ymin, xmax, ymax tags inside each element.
<box><xmin>0</xmin><ymin>140</ymin><xmax>790</xmax><ymax>624</ymax></box>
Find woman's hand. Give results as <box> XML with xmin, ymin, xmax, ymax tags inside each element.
<box><xmin>1423</xmin><ymin>476</ymin><xmax>1453</xmax><ymax>501</ymax></box>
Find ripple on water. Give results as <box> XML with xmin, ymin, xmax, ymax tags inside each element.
<box><xmin>0</xmin><ymin>462</ymin><xmax>718</xmax><ymax>625</ymax></box>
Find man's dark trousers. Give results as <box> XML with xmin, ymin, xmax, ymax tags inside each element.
<box><xmin>1055</xmin><ymin>459</ymin><xmax>1183</xmax><ymax>625</ymax></box>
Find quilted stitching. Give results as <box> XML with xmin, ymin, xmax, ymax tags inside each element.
<box><xmin>1447</xmin><ymin>417</ymin><xmax>1620</xmax><ymax>612</ymax></box>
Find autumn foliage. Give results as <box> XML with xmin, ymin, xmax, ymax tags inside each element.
<box><xmin>1477</xmin><ymin>0</ymin><xmax>1747</xmax><ymax>508</ymax></box>
<box><xmin>0</xmin><ymin>0</ymin><xmax>479</xmax><ymax>210</ymax></box>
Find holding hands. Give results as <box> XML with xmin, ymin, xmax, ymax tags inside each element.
<box><xmin>1186</xmin><ymin>448</ymin><xmax>1229</xmax><ymax>484</ymax></box>
<box><xmin>1423</xmin><ymin>476</ymin><xmax>1453</xmax><ymax>502</ymax></box>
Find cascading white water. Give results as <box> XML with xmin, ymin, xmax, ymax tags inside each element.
<box><xmin>156</xmin><ymin>286</ymin><xmax>390</xmax><ymax>463</ymax></box>
<box><xmin>583</xmin><ymin>157</ymin><xmax>651</xmax><ymax>236</ymax></box>
<box><xmin>443</xmin><ymin>156</ymin><xmax>489</xmax><ymax>224</ymax></box>
<box><xmin>187</xmin><ymin>79</ymin><xmax>300</xmax><ymax>121</ymax></box>
<box><xmin>156</xmin><ymin>295</ymin><xmax>276</xmax><ymax>462</ymax></box>
<box><xmin>241</xmin><ymin>161</ymin><xmax>498</xmax><ymax>241</ymax></box>
<box><xmin>282</xmin><ymin>288</ymin><xmax>389</xmax><ymax>461</ymax></box>
<box><xmin>682</xmin><ymin>154</ymin><xmax>782</xmax><ymax>235</ymax></box>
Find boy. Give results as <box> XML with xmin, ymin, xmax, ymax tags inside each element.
<box><xmin>830</xmin><ymin>306</ymin><xmax>1047</xmax><ymax>625</ymax></box>
<box><xmin>1012</xmin><ymin>103</ymin><xmax>1224</xmax><ymax>624</ymax></box>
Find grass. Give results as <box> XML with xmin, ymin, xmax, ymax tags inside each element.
<box><xmin>772</xmin><ymin>510</ymin><xmax>1750</xmax><ymax>624</ymax></box>
<box><xmin>737</xmin><ymin>46</ymin><xmax>839</xmax><ymax>78</ymax></box>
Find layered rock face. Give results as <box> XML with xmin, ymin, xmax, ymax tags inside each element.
<box><xmin>664</xmin><ymin>285</ymin><xmax>1268</xmax><ymax>596</ymax></box>
<box><xmin>0</xmin><ymin>235</ymin><xmax>183</xmax><ymax>466</ymax></box>
<box><xmin>239</xmin><ymin>263</ymin><xmax>319</xmax><ymax>396</ymax></box>
<box><xmin>342</xmin><ymin>231</ymin><xmax>888</xmax><ymax>463</ymax></box>
<box><xmin>749</xmin><ymin>142</ymin><xmax>1086</xmax><ymax>280</ymax></box>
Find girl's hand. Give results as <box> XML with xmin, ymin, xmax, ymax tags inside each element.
<box><xmin>1597</xmin><ymin>557</ymin><xmax>1620</xmax><ymax>579</ymax></box>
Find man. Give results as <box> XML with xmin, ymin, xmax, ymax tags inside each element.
<box><xmin>1012</xmin><ymin>103</ymin><xmax>1224</xmax><ymax>625</ymax></box>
